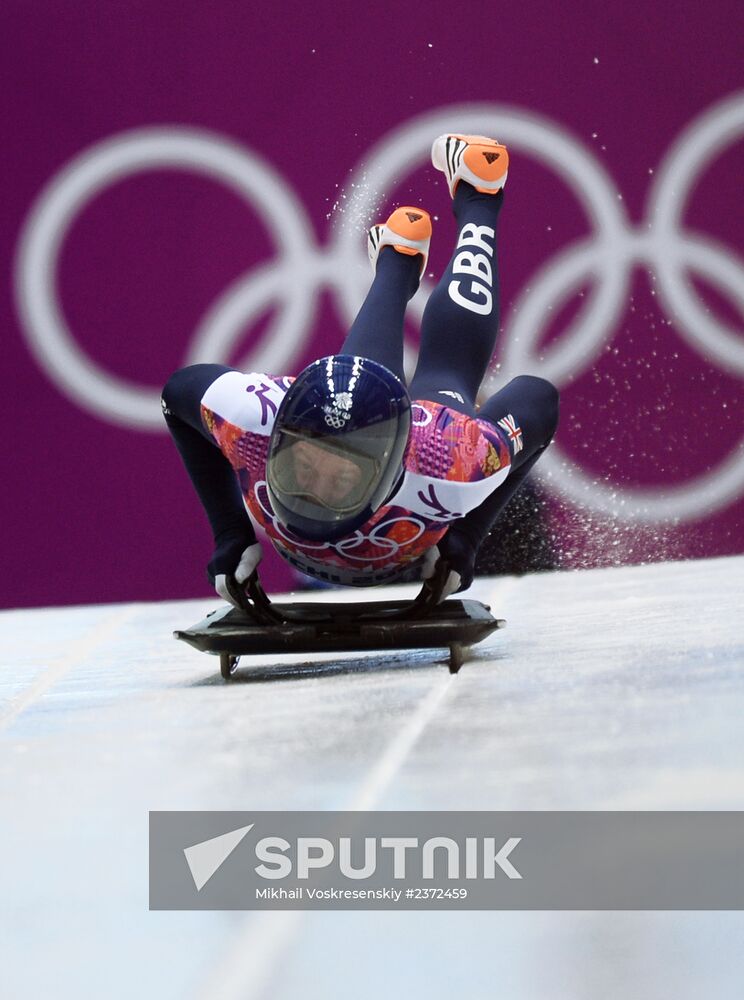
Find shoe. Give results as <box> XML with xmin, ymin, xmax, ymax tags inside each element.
<box><xmin>431</xmin><ymin>133</ymin><xmax>509</xmax><ymax>197</ymax></box>
<box><xmin>367</xmin><ymin>206</ymin><xmax>432</xmax><ymax>274</ymax></box>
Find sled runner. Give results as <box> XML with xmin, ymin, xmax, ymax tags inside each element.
<box><xmin>174</xmin><ymin>568</ymin><xmax>504</xmax><ymax>680</ymax></box>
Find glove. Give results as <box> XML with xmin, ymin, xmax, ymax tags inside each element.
<box><xmin>421</xmin><ymin>528</ymin><xmax>478</xmax><ymax>601</ymax></box>
<box><xmin>207</xmin><ymin>534</ymin><xmax>263</xmax><ymax>608</ymax></box>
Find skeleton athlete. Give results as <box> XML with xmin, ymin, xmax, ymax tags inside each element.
<box><xmin>162</xmin><ymin>133</ymin><xmax>559</xmax><ymax>602</ymax></box>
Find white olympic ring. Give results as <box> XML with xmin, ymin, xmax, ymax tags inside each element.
<box><xmin>14</xmin><ymin>95</ymin><xmax>744</xmax><ymax>523</ymax></box>
<box><xmin>14</xmin><ymin>129</ymin><xmax>319</xmax><ymax>428</ymax></box>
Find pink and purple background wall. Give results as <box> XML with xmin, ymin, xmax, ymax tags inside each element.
<box><xmin>4</xmin><ymin>1</ymin><xmax>743</xmax><ymax>608</ymax></box>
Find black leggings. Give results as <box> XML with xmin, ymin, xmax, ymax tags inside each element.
<box><xmin>341</xmin><ymin>183</ymin><xmax>559</xmax><ymax>478</ymax></box>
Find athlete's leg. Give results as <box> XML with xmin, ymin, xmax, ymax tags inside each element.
<box><xmin>339</xmin><ymin>251</ymin><xmax>419</xmax><ymax>379</ymax></box>
<box><xmin>409</xmin><ymin>182</ymin><xmax>504</xmax><ymax>413</ymax></box>
<box><xmin>340</xmin><ymin>207</ymin><xmax>431</xmax><ymax>380</ymax></box>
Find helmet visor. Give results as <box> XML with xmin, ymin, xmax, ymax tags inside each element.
<box><xmin>267</xmin><ymin>424</ymin><xmax>397</xmax><ymax>520</ymax></box>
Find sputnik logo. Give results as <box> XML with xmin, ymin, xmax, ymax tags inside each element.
<box><xmin>184</xmin><ymin>824</ymin><xmax>254</xmax><ymax>891</ymax></box>
<box><xmin>181</xmin><ymin>821</ymin><xmax>523</xmax><ymax>888</ymax></box>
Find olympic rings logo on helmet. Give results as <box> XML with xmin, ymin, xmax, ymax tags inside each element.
<box><xmin>323</xmin><ymin>407</ymin><xmax>351</xmax><ymax>429</ymax></box>
<box><xmin>14</xmin><ymin>94</ymin><xmax>744</xmax><ymax>524</ymax></box>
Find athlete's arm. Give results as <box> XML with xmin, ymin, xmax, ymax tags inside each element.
<box><xmin>424</xmin><ymin>446</ymin><xmax>548</xmax><ymax>595</ymax></box>
<box><xmin>161</xmin><ymin>364</ymin><xmax>260</xmax><ymax>594</ymax></box>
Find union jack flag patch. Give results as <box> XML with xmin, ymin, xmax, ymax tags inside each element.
<box><xmin>497</xmin><ymin>413</ymin><xmax>523</xmax><ymax>454</ymax></box>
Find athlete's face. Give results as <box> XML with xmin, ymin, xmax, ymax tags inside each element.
<box><xmin>290</xmin><ymin>440</ymin><xmax>363</xmax><ymax>509</ymax></box>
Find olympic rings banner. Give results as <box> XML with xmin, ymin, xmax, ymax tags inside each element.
<box><xmin>4</xmin><ymin>3</ymin><xmax>744</xmax><ymax>607</ymax></box>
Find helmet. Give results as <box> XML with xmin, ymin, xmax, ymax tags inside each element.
<box><xmin>267</xmin><ymin>355</ymin><xmax>411</xmax><ymax>541</ymax></box>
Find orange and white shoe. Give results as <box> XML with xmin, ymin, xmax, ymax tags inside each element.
<box><xmin>431</xmin><ymin>133</ymin><xmax>509</xmax><ymax>198</ymax></box>
<box><xmin>367</xmin><ymin>206</ymin><xmax>432</xmax><ymax>275</ymax></box>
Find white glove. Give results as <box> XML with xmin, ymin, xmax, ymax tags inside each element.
<box><xmin>421</xmin><ymin>545</ymin><xmax>462</xmax><ymax>602</ymax></box>
<box><xmin>214</xmin><ymin>542</ymin><xmax>263</xmax><ymax>607</ymax></box>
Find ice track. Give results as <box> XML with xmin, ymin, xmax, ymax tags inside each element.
<box><xmin>1</xmin><ymin>556</ymin><xmax>743</xmax><ymax>999</ymax></box>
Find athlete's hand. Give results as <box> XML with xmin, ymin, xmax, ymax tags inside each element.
<box><xmin>208</xmin><ymin>535</ymin><xmax>263</xmax><ymax>608</ymax></box>
<box><xmin>421</xmin><ymin>529</ymin><xmax>477</xmax><ymax>601</ymax></box>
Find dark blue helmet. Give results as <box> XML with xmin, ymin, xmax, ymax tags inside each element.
<box><xmin>267</xmin><ymin>356</ymin><xmax>411</xmax><ymax>541</ymax></box>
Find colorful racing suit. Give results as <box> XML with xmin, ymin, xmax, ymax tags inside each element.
<box><xmin>200</xmin><ymin>371</ymin><xmax>512</xmax><ymax>586</ymax></box>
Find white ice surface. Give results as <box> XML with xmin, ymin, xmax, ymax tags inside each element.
<box><xmin>1</xmin><ymin>556</ymin><xmax>743</xmax><ymax>999</ymax></box>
